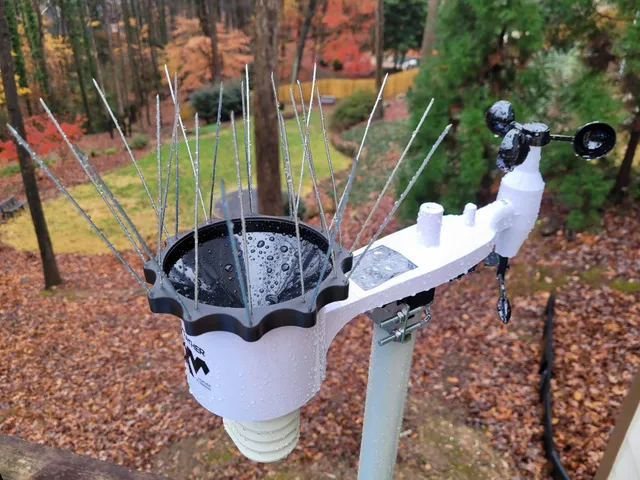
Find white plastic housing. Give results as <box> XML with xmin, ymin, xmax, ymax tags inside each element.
<box><xmin>181</xmin><ymin>147</ymin><xmax>544</xmax><ymax>425</ymax></box>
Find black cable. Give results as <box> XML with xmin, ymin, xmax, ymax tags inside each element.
<box><xmin>539</xmin><ymin>294</ymin><xmax>571</xmax><ymax>480</ymax></box>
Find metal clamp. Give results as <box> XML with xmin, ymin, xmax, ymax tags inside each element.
<box><xmin>368</xmin><ymin>301</ymin><xmax>433</xmax><ymax>347</ymax></box>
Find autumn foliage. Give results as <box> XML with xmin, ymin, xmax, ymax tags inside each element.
<box><xmin>163</xmin><ymin>17</ymin><xmax>252</xmax><ymax>92</ymax></box>
<box><xmin>282</xmin><ymin>0</ymin><xmax>375</xmax><ymax>77</ymax></box>
<box><xmin>0</xmin><ymin>114</ymin><xmax>84</xmax><ymax>165</ymax></box>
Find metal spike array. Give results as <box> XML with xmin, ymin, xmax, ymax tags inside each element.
<box><xmin>7</xmin><ymin>65</ymin><xmax>450</xmax><ymax>319</ymax></box>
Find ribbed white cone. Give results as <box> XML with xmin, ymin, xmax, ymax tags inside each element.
<box><xmin>223</xmin><ymin>409</ymin><xmax>300</xmax><ymax>463</ymax></box>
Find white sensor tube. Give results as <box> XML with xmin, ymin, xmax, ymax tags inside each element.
<box><xmin>223</xmin><ymin>409</ymin><xmax>300</xmax><ymax>463</ymax></box>
<box><xmin>417</xmin><ymin>202</ymin><xmax>444</xmax><ymax>247</ymax></box>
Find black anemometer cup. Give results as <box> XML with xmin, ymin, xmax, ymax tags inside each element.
<box><xmin>485</xmin><ymin>100</ymin><xmax>616</xmax><ymax>172</ymax></box>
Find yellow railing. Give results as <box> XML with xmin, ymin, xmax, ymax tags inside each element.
<box><xmin>277</xmin><ymin>68</ymin><xmax>419</xmax><ymax>102</ymax></box>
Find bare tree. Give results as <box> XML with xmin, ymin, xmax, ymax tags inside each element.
<box><xmin>290</xmin><ymin>0</ymin><xmax>317</xmax><ymax>83</ymax></box>
<box><xmin>253</xmin><ymin>0</ymin><xmax>283</xmax><ymax>216</ymax></box>
<box><xmin>421</xmin><ymin>0</ymin><xmax>438</xmax><ymax>62</ymax></box>
<box><xmin>0</xmin><ymin>0</ymin><xmax>62</xmax><ymax>289</ymax></box>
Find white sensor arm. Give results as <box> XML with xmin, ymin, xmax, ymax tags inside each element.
<box><xmin>323</xmin><ymin>146</ymin><xmax>544</xmax><ymax>345</ymax></box>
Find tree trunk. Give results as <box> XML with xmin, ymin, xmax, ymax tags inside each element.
<box><xmin>0</xmin><ymin>0</ymin><xmax>62</xmax><ymax>289</ymax></box>
<box><xmin>374</xmin><ymin>0</ymin><xmax>384</xmax><ymax>119</ymax></box>
<box><xmin>196</xmin><ymin>0</ymin><xmax>222</xmax><ymax>82</ymax></box>
<box><xmin>612</xmin><ymin>111</ymin><xmax>639</xmax><ymax>203</ymax></box>
<box><xmin>78</xmin><ymin>0</ymin><xmax>98</xmax><ymax>87</ymax></box>
<box><xmin>117</xmin><ymin>24</ymin><xmax>131</xmax><ymax>114</ymax></box>
<box><xmin>122</xmin><ymin>0</ymin><xmax>147</xmax><ymax>127</ymax></box>
<box><xmin>62</xmin><ymin>0</ymin><xmax>94</xmax><ymax>131</ymax></box>
<box><xmin>21</xmin><ymin>0</ymin><xmax>52</xmax><ymax>103</ymax></box>
<box><xmin>253</xmin><ymin>0</ymin><xmax>283</xmax><ymax>216</ymax></box>
<box><xmin>157</xmin><ymin>0</ymin><xmax>168</xmax><ymax>43</ymax></box>
<box><xmin>421</xmin><ymin>0</ymin><xmax>438</xmax><ymax>62</ymax></box>
<box><xmin>144</xmin><ymin>0</ymin><xmax>161</xmax><ymax>94</ymax></box>
<box><xmin>83</xmin><ymin>0</ymin><xmax>105</xmax><ymax>91</ymax></box>
<box><xmin>208</xmin><ymin>0</ymin><xmax>222</xmax><ymax>81</ymax></box>
<box><xmin>236</xmin><ymin>0</ymin><xmax>251</xmax><ymax>30</ymax></box>
<box><xmin>32</xmin><ymin>0</ymin><xmax>58</xmax><ymax>108</ymax></box>
<box><xmin>5</xmin><ymin>0</ymin><xmax>32</xmax><ymax>115</ymax></box>
<box><xmin>103</xmin><ymin>0</ymin><xmax>126</xmax><ymax>119</ymax></box>
<box><xmin>290</xmin><ymin>0</ymin><xmax>317</xmax><ymax>83</ymax></box>
<box><xmin>128</xmin><ymin>0</ymin><xmax>151</xmax><ymax>126</ymax></box>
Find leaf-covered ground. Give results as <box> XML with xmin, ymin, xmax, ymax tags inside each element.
<box><xmin>0</xmin><ymin>198</ymin><xmax>637</xmax><ymax>479</ymax></box>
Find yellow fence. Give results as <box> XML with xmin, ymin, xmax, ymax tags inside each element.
<box><xmin>277</xmin><ymin>68</ymin><xmax>419</xmax><ymax>103</ymax></box>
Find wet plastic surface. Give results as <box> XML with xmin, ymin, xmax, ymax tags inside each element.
<box><xmin>144</xmin><ymin>216</ymin><xmax>352</xmax><ymax>341</ymax></box>
<box><xmin>350</xmin><ymin>245</ymin><xmax>417</xmax><ymax>291</ymax></box>
<box><xmin>165</xmin><ymin>219</ymin><xmax>332</xmax><ymax>308</ymax></box>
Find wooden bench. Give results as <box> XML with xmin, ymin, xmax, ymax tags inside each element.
<box><xmin>319</xmin><ymin>95</ymin><xmax>337</xmax><ymax>105</ymax></box>
<box><xmin>0</xmin><ymin>195</ymin><xmax>25</xmax><ymax>219</ymax></box>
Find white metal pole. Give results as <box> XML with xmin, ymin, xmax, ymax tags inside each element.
<box><xmin>357</xmin><ymin>324</ymin><xmax>417</xmax><ymax>480</ymax></box>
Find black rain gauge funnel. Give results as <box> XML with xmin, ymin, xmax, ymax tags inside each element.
<box><xmin>144</xmin><ymin>215</ymin><xmax>352</xmax><ymax>341</ymax></box>
<box><xmin>9</xmin><ymin>63</ymin><xmax>616</xmax><ymax>474</ymax></box>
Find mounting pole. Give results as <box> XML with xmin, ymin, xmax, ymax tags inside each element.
<box><xmin>357</xmin><ymin>323</ymin><xmax>417</xmax><ymax>480</ymax></box>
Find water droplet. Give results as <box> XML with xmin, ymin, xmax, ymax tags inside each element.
<box><xmin>267</xmin><ymin>267</ymin><xmax>273</xmax><ymax>273</ymax></box>
<box><xmin>267</xmin><ymin>255</ymin><xmax>274</xmax><ymax>261</ymax></box>
<box><xmin>281</xmin><ymin>263</ymin><xmax>290</xmax><ymax>271</ymax></box>
<box><xmin>224</xmin><ymin>264</ymin><xmax>233</xmax><ymax>272</ymax></box>
<box><xmin>269</xmin><ymin>236</ymin><xmax>275</xmax><ymax>241</ymax></box>
<box><xmin>257</xmin><ymin>240</ymin><xmax>265</xmax><ymax>248</ymax></box>
<box><xmin>266</xmin><ymin>294</ymin><xmax>278</xmax><ymax>304</ymax></box>
<box><xmin>280</xmin><ymin>245</ymin><xmax>288</xmax><ymax>253</ymax></box>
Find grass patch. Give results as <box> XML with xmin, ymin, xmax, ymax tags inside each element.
<box><xmin>0</xmin><ymin>112</ymin><xmax>350</xmax><ymax>254</ymax></box>
<box><xmin>0</xmin><ymin>158</ymin><xmax>56</xmax><ymax>178</ymax></box>
<box><xmin>610</xmin><ymin>277</ymin><xmax>640</xmax><ymax>293</ymax></box>
<box><xmin>580</xmin><ymin>267</ymin><xmax>640</xmax><ymax>293</ymax></box>
<box><xmin>508</xmin><ymin>263</ymin><xmax>569</xmax><ymax>297</ymax></box>
<box><xmin>0</xmin><ymin>164</ymin><xmax>22</xmax><ymax>177</ymax></box>
<box><xmin>339</xmin><ymin>118</ymin><xmax>409</xmax><ymax>204</ymax></box>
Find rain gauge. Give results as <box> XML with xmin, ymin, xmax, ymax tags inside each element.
<box><xmin>9</xmin><ymin>66</ymin><xmax>616</xmax><ymax>478</ymax></box>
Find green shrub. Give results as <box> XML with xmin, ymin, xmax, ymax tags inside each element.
<box><xmin>129</xmin><ymin>134</ymin><xmax>148</xmax><ymax>150</ymax></box>
<box><xmin>332</xmin><ymin>59</ymin><xmax>344</xmax><ymax>71</ymax></box>
<box><xmin>0</xmin><ymin>163</ymin><xmax>21</xmax><ymax>177</ymax></box>
<box><xmin>103</xmin><ymin>147</ymin><xmax>118</xmax><ymax>155</ymax></box>
<box><xmin>331</xmin><ymin>90</ymin><xmax>376</xmax><ymax>131</ymax></box>
<box><xmin>552</xmin><ymin>162</ymin><xmax>613</xmax><ymax>230</ymax></box>
<box><xmin>190</xmin><ymin>81</ymin><xmax>243</xmax><ymax>124</ymax></box>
